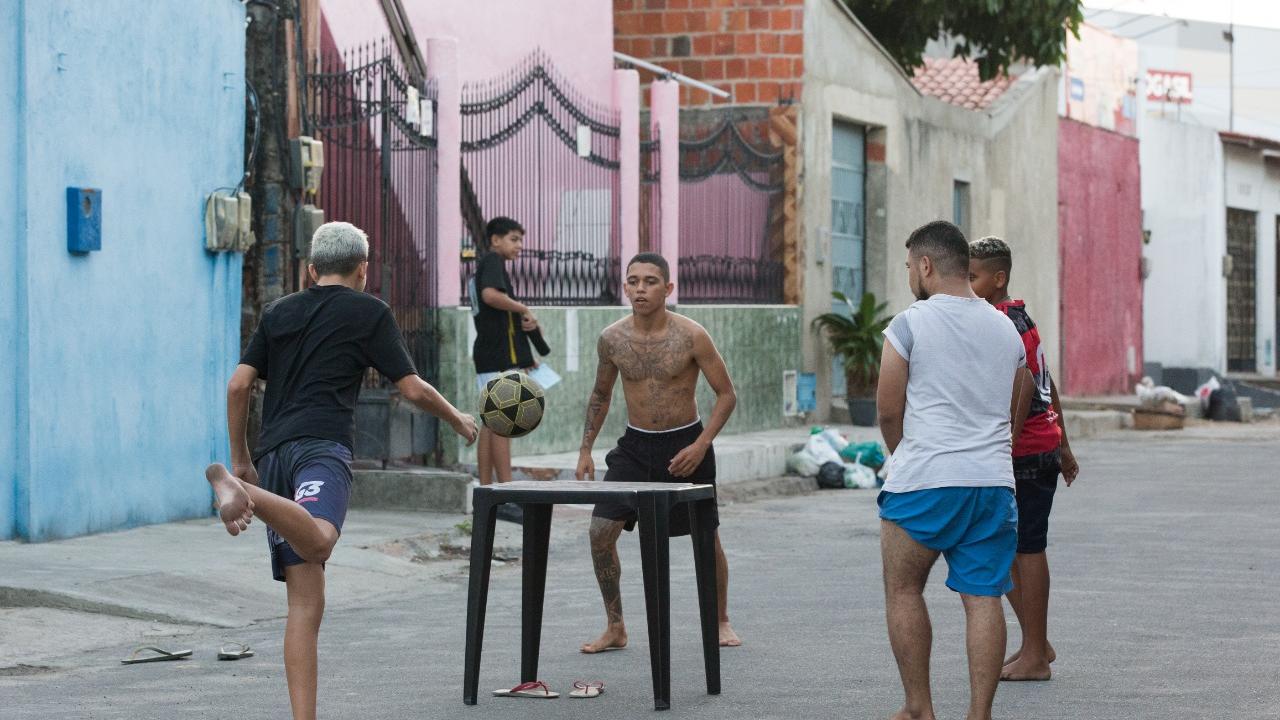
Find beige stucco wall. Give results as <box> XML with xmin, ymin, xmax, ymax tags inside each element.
<box><xmin>799</xmin><ymin>0</ymin><xmax>1061</xmax><ymax>417</ymax></box>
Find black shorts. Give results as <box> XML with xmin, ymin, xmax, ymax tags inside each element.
<box><xmin>1012</xmin><ymin>448</ymin><xmax>1060</xmax><ymax>554</ymax></box>
<box><xmin>590</xmin><ymin>421</ymin><xmax>718</xmax><ymax>537</ymax></box>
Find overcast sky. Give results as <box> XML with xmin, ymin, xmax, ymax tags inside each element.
<box><xmin>1083</xmin><ymin>0</ymin><xmax>1280</xmax><ymax>30</ymax></box>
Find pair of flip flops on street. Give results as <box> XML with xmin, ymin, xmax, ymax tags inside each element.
<box><xmin>493</xmin><ymin>680</ymin><xmax>604</xmax><ymax>699</ymax></box>
<box><xmin>120</xmin><ymin>642</ymin><xmax>253</xmax><ymax>664</ymax></box>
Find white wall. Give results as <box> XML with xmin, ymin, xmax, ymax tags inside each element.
<box><xmin>1140</xmin><ymin>117</ymin><xmax>1226</xmax><ymax>371</ymax></box>
<box><xmin>1223</xmin><ymin>145</ymin><xmax>1280</xmax><ymax>375</ymax></box>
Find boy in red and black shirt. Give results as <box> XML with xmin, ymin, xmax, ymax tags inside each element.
<box><xmin>969</xmin><ymin>236</ymin><xmax>1080</xmax><ymax>682</ymax></box>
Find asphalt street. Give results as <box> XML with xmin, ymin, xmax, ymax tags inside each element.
<box><xmin>4</xmin><ymin>424</ymin><xmax>1278</xmax><ymax>719</ymax></box>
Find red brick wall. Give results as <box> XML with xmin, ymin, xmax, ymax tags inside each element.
<box><xmin>613</xmin><ymin>0</ymin><xmax>805</xmax><ymax>107</ymax></box>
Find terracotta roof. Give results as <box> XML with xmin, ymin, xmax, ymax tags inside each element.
<box><xmin>911</xmin><ymin>57</ymin><xmax>1015</xmax><ymax>111</ymax></box>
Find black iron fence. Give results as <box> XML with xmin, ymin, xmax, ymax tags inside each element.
<box><xmin>459</xmin><ymin>50</ymin><xmax>622</xmax><ymax>306</ymax></box>
<box><xmin>309</xmin><ymin>42</ymin><xmax>441</xmax><ymax>459</ymax></box>
<box><xmin>640</xmin><ymin>129</ymin><xmax>661</xmax><ymax>253</ymax></box>
<box><xmin>678</xmin><ymin>117</ymin><xmax>785</xmax><ymax>304</ymax></box>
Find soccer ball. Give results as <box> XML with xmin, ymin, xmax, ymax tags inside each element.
<box><xmin>480</xmin><ymin>372</ymin><xmax>546</xmax><ymax>438</ymax></box>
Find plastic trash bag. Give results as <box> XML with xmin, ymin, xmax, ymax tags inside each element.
<box><xmin>843</xmin><ymin>462</ymin><xmax>878</xmax><ymax>489</ymax></box>
<box><xmin>816</xmin><ymin>461</ymin><xmax>846</xmax><ymax>489</ymax></box>
<box><xmin>840</xmin><ymin>441</ymin><xmax>886</xmax><ymax>470</ymax></box>
<box><xmin>787</xmin><ymin>448</ymin><xmax>822</xmax><ymax>478</ymax></box>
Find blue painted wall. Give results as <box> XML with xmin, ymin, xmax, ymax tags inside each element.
<box><xmin>1</xmin><ymin>2</ymin><xmax>22</xmax><ymax>539</ymax></box>
<box><xmin>5</xmin><ymin>1</ymin><xmax>246</xmax><ymax>540</ymax></box>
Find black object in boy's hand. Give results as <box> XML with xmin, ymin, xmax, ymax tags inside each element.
<box><xmin>526</xmin><ymin>326</ymin><xmax>552</xmax><ymax>356</ymax></box>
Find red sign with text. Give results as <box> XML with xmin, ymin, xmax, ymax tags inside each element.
<box><xmin>1146</xmin><ymin>70</ymin><xmax>1193</xmax><ymax>104</ymax></box>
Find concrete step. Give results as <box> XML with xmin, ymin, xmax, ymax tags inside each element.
<box><xmin>1065</xmin><ymin>409</ymin><xmax>1130</xmax><ymax>439</ymax></box>
<box><xmin>500</xmin><ymin>425</ymin><xmax>885</xmax><ymax>485</ymax></box>
<box><xmin>351</xmin><ymin>468</ymin><xmax>474</xmax><ymax>514</ymax></box>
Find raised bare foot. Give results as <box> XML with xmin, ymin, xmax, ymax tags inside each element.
<box><xmin>889</xmin><ymin>706</ymin><xmax>936</xmax><ymax>720</ymax></box>
<box><xmin>580</xmin><ymin>625</ymin><xmax>627</xmax><ymax>654</ymax></box>
<box><xmin>1003</xmin><ymin>642</ymin><xmax>1056</xmax><ymax>666</ymax></box>
<box><xmin>205</xmin><ymin>463</ymin><xmax>254</xmax><ymax>536</ymax></box>
<box><xmin>719</xmin><ymin>621</ymin><xmax>742</xmax><ymax>647</ymax></box>
<box><xmin>1000</xmin><ymin>655</ymin><xmax>1052</xmax><ymax>681</ymax></box>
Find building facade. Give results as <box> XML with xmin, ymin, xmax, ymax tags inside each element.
<box><xmin>615</xmin><ymin>0</ymin><xmax>1062</xmax><ymax>417</ymax></box>
<box><xmin>2</xmin><ymin>1</ymin><xmax>248</xmax><ymax>540</ymax></box>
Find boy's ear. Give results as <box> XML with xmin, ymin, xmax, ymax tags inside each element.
<box><xmin>996</xmin><ymin>270</ymin><xmax>1008</xmax><ymax>290</ymax></box>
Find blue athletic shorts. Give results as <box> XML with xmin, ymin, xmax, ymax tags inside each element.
<box><xmin>878</xmin><ymin>486</ymin><xmax>1017</xmax><ymax>597</ymax></box>
<box><xmin>256</xmin><ymin>438</ymin><xmax>353</xmax><ymax>582</ymax></box>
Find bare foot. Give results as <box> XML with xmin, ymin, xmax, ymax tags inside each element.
<box><xmin>205</xmin><ymin>463</ymin><xmax>254</xmax><ymax>536</ymax></box>
<box><xmin>1000</xmin><ymin>655</ymin><xmax>1052</xmax><ymax>681</ymax></box>
<box><xmin>719</xmin><ymin>622</ymin><xmax>742</xmax><ymax>647</ymax></box>
<box><xmin>889</xmin><ymin>707</ymin><xmax>936</xmax><ymax>720</ymax></box>
<box><xmin>1003</xmin><ymin>642</ymin><xmax>1056</xmax><ymax>666</ymax></box>
<box><xmin>580</xmin><ymin>625</ymin><xmax>627</xmax><ymax>654</ymax></box>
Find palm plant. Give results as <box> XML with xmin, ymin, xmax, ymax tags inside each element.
<box><xmin>810</xmin><ymin>291</ymin><xmax>893</xmax><ymax>397</ymax></box>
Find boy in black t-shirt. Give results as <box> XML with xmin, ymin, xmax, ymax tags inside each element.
<box><xmin>469</xmin><ymin>217</ymin><xmax>540</xmax><ymax>486</ymax></box>
<box><xmin>205</xmin><ymin>222</ymin><xmax>477</xmax><ymax>720</ymax></box>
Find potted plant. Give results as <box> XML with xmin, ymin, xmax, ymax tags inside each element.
<box><xmin>811</xmin><ymin>291</ymin><xmax>893</xmax><ymax>426</ymax></box>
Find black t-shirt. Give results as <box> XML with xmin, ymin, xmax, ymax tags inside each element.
<box><xmin>240</xmin><ymin>284</ymin><xmax>417</xmax><ymax>460</ymax></box>
<box><xmin>470</xmin><ymin>252</ymin><xmax>534</xmax><ymax>373</ymax></box>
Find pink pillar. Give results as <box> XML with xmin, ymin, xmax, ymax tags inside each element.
<box><xmin>614</xmin><ymin>68</ymin><xmax>640</xmax><ymax>304</ymax></box>
<box><xmin>650</xmin><ymin>79</ymin><xmax>680</xmax><ymax>304</ymax></box>
<box><xmin>428</xmin><ymin>37</ymin><xmax>461</xmax><ymax>307</ymax></box>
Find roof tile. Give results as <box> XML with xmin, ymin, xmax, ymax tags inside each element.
<box><xmin>911</xmin><ymin>56</ymin><xmax>1015</xmax><ymax>111</ymax></box>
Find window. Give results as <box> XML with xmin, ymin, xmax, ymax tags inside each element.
<box><xmin>953</xmin><ymin>180</ymin><xmax>971</xmax><ymax>238</ymax></box>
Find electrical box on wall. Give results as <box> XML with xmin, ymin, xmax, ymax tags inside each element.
<box><xmin>66</xmin><ymin>187</ymin><xmax>102</xmax><ymax>254</ymax></box>
<box><xmin>295</xmin><ymin>204</ymin><xmax>325</xmax><ymax>254</ymax></box>
<box><xmin>205</xmin><ymin>190</ymin><xmax>256</xmax><ymax>252</ymax></box>
<box><xmin>290</xmin><ymin>136</ymin><xmax>325</xmax><ymax>194</ymax></box>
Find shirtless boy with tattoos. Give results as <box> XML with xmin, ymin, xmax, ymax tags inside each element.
<box><xmin>575</xmin><ymin>252</ymin><xmax>742</xmax><ymax>653</ymax></box>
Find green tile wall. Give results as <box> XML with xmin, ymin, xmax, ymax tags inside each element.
<box><xmin>436</xmin><ymin>305</ymin><xmax>801</xmax><ymax>465</ymax></box>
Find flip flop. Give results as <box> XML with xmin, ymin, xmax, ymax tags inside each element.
<box><xmin>120</xmin><ymin>646</ymin><xmax>193</xmax><ymax>665</ymax></box>
<box><xmin>217</xmin><ymin>642</ymin><xmax>254</xmax><ymax>661</ymax></box>
<box><xmin>569</xmin><ymin>680</ymin><xmax>605</xmax><ymax>699</ymax></box>
<box><xmin>492</xmin><ymin>680</ymin><xmax>559</xmax><ymax>699</ymax></box>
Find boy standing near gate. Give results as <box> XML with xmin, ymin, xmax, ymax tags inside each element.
<box><xmin>471</xmin><ymin>217</ymin><xmax>540</xmax><ymax>490</ymax></box>
<box><xmin>968</xmin><ymin>235</ymin><xmax>1080</xmax><ymax>682</ymax></box>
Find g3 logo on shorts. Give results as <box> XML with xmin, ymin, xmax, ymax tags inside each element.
<box><xmin>295</xmin><ymin>480</ymin><xmax>325</xmax><ymax>503</ymax></box>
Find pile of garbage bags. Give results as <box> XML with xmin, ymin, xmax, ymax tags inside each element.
<box><xmin>787</xmin><ymin>427</ymin><xmax>887</xmax><ymax>490</ymax></box>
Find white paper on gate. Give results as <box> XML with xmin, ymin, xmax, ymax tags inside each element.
<box><xmin>528</xmin><ymin>364</ymin><xmax>562</xmax><ymax>390</ymax></box>
<box><xmin>406</xmin><ymin>86</ymin><xmax>421</xmax><ymax>126</ymax></box>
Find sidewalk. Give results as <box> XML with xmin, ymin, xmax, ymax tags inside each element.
<box><xmin>0</xmin><ymin>506</ymin><xmax>583</xmax><ymax>669</ymax></box>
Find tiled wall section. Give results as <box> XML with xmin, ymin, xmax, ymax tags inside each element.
<box><xmin>436</xmin><ymin>305</ymin><xmax>802</xmax><ymax>465</ymax></box>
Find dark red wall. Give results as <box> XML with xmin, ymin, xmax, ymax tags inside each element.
<box><xmin>1058</xmin><ymin>118</ymin><xmax>1144</xmax><ymax>396</ymax></box>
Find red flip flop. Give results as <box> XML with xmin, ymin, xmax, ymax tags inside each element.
<box><xmin>492</xmin><ymin>680</ymin><xmax>559</xmax><ymax>699</ymax></box>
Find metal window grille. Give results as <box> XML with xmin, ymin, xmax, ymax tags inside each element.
<box><xmin>677</xmin><ymin>117</ymin><xmax>785</xmax><ymax>304</ymax></box>
<box><xmin>1227</xmin><ymin>207</ymin><xmax>1256</xmax><ymax>372</ymax></box>
<box><xmin>458</xmin><ymin>50</ymin><xmax>622</xmax><ymax>306</ymax></box>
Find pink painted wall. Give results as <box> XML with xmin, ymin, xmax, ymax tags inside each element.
<box><xmin>1058</xmin><ymin>118</ymin><xmax>1144</xmax><ymax>395</ymax></box>
<box><xmin>319</xmin><ymin>0</ymin><xmax>613</xmax><ymax>96</ymax></box>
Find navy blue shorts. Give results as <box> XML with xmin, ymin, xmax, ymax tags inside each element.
<box><xmin>878</xmin><ymin>486</ymin><xmax>1018</xmax><ymax>597</ymax></box>
<box><xmin>256</xmin><ymin>438</ymin><xmax>353</xmax><ymax>582</ymax></box>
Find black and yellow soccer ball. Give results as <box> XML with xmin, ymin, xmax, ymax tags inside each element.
<box><xmin>480</xmin><ymin>372</ymin><xmax>546</xmax><ymax>438</ymax></box>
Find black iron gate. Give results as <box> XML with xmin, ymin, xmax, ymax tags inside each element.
<box><xmin>458</xmin><ymin>51</ymin><xmax>622</xmax><ymax>306</ymax></box>
<box><xmin>1227</xmin><ymin>208</ymin><xmax>1257</xmax><ymax>372</ymax></box>
<box><xmin>678</xmin><ymin>117</ymin><xmax>785</xmax><ymax>304</ymax></box>
<box><xmin>309</xmin><ymin>42</ymin><xmax>440</xmax><ymax>460</ymax></box>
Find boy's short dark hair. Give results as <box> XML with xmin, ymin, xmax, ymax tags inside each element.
<box><xmin>485</xmin><ymin>216</ymin><xmax>524</xmax><ymax>241</ymax></box>
<box><xmin>905</xmin><ymin>220</ymin><xmax>969</xmax><ymax>277</ymax></box>
<box><xmin>970</xmin><ymin>235</ymin><xmax>1013</xmax><ymax>275</ymax></box>
<box><xmin>627</xmin><ymin>252</ymin><xmax>670</xmax><ymax>282</ymax></box>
